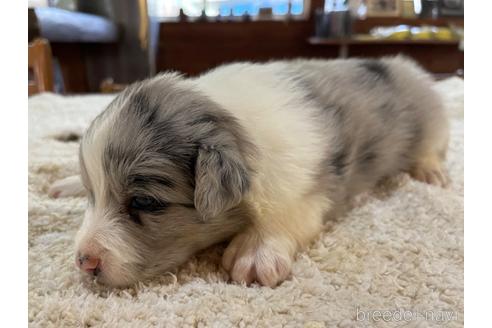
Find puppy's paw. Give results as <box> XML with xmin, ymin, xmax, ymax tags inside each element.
<box><xmin>48</xmin><ymin>175</ymin><xmax>86</xmax><ymax>198</ymax></box>
<box><xmin>222</xmin><ymin>231</ymin><xmax>293</xmax><ymax>287</ymax></box>
<box><xmin>410</xmin><ymin>159</ymin><xmax>450</xmax><ymax>188</ymax></box>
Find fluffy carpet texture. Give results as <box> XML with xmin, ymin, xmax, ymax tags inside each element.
<box><xmin>28</xmin><ymin>78</ymin><xmax>464</xmax><ymax>328</ymax></box>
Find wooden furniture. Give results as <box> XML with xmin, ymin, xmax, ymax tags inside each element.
<box><xmin>307</xmin><ymin>16</ymin><xmax>464</xmax><ymax>75</ymax></box>
<box><xmin>30</xmin><ymin>4</ymin><xmax>158</xmax><ymax>93</ymax></box>
<box><xmin>308</xmin><ymin>36</ymin><xmax>461</xmax><ymax>57</ymax></box>
<box><xmin>156</xmin><ymin>5</ymin><xmax>464</xmax><ymax>77</ymax></box>
<box><xmin>28</xmin><ymin>38</ymin><xmax>54</xmax><ymax>96</ymax></box>
<box><xmin>32</xmin><ymin>7</ymin><xmax>120</xmax><ymax>93</ymax></box>
<box><xmin>29</xmin><ymin>0</ymin><xmax>463</xmax><ymax>92</ymax></box>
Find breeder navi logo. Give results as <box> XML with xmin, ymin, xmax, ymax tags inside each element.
<box><xmin>356</xmin><ymin>306</ymin><xmax>458</xmax><ymax>324</ymax></box>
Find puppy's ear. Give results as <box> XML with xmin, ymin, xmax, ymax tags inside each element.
<box><xmin>194</xmin><ymin>144</ymin><xmax>250</xmax><ymax>220</ymax></box>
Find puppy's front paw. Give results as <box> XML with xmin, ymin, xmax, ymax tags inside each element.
<box><xmin>48</xmin><ymin>175</ymin><xmax>86</xmax><ymax>198</ymax></box>
<box><xmin>222</xmin><ymin>231</ymin><xmax>293</xmax><ymax>287</ymax></box>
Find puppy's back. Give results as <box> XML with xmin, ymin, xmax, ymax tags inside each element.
<box><xmin>284</xmin><ymin>56</ymin><xmax>448</xmax><ymax>201</ymax></box>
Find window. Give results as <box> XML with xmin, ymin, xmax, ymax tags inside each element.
<box><xmin>148</xmin><ymin>0</ymin><xmax>307</xmax><ymax>20</ymax></box>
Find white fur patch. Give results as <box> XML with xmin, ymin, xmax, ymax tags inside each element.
<box><xmin>196</xmin><ymin>63</ymin><xmax>332</xmax><ymax>284</ymax></box>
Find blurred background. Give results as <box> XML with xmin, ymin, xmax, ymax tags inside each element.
<box><xmin>28</xmin><ymin>0</ymin><xmax>464</xmax><ymax>95</ymax></box>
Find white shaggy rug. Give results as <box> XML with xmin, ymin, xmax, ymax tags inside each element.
<box><xmin>28</xmin><ymin>78</ymin><xmax>464</xmax><ymax>328</ymax></box>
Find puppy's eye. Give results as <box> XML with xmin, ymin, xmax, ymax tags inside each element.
<box><xmin>130</xmin><ymin>196</ymin><xmax>167</xmax><ymax>212</ymax></box>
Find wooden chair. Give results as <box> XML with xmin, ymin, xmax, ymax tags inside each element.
<box><xmin>28</xmin><ymin>38</ymin><xmax>54</xmax><ymax>96</ymax></box>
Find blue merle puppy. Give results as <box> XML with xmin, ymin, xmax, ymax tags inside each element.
<box><xmin>49</xmin><ymin>56</ymin><xmax>449</xmax><ymax>287</ymax></box>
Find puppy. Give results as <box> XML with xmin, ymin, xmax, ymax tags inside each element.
<box><xmin>49</xmin><ymin>56</ymin><xmax>449</xmax><ymax>287</ymax></box>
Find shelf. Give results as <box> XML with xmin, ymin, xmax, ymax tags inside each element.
<box><xmin>308</xmin><ymin>36</ymin><xmax>461</xmax><ymax>46</ymax></box>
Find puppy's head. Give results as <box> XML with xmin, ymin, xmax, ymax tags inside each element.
<box><xmin>75</xmin><ymin>74</ymin><xmax>254</xmax><ymax>286</ymax></box>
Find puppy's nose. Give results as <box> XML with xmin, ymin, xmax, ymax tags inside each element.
<box><xmin>77</xmin><ymin>254</ymin><xmax>100</xmax><ymax>275</ymax></box>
